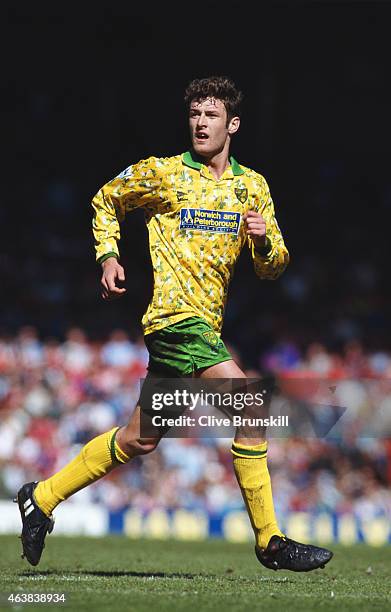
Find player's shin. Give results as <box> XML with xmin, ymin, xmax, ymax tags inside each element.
<box><xmin>34</xmin><ymin>427</ymin><xmax>130</xmax><ymax>517</ymax></box>
<box><xmin>231</xmin><ymin>440</ymin><xmax>284</xmax><ymax>549</ymax></box>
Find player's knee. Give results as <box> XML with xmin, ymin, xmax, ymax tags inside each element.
<box><xmin>134</xmin><ymin>437</ymin><xmax>160</xmax><ymax>455</ymax></box>
<box><xmin>120</xmin><ymin>435</ymin><xmax>160</xmax><ymax>457</ymax></box>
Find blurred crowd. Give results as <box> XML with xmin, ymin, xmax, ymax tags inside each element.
<box><xmin>0</xmin><ymin>326</ymin><xmax>390</xmax><ymax>522</ymax></box>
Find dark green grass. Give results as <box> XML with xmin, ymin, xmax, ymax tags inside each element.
<box><xmin>0</xmin><ymin>536</ymin><xmax>390</xmax><ymax>611</ymax></box>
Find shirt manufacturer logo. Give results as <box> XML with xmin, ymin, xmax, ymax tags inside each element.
<box><xmin>179</xmin><ymin>208</ymin><xmax>241</xmax><ymax>235</ymax></box>
<box><xmin>176</xmin><ymin>190</ymin><xmax>190</xmax><ymax>202</ymax></box>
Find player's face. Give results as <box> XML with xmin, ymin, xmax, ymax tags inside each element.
<box><xmin>189</xmin><ymin>98</ymin><xmax>240</xmax><ymax>158</ymax></box>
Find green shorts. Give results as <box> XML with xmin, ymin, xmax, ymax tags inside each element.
<box><xmin>144</xmin><ymin>316</ymin><xmax>232</xmax><ymax>376</ymax></box>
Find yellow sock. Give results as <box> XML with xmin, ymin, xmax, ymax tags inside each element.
<box><xmin>34</xmin><ymin>427</ymin><xmax>130</xmax><ymax>516</ymax></box>
<box><xmin>232</xmin><ymin>441</ymin><xmax>284</xmax><ymax>549</ymax></box>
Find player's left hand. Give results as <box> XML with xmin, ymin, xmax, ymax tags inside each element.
<box><xmin>243</xmin><ymin>210</ymin><xmax>267</xmax><ymax>248</ymax></box>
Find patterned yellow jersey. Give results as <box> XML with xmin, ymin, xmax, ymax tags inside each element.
<box><xmin>92</xmin><ymin>151</ymin><xmax>289</xmax><ymax>335</ymax></box>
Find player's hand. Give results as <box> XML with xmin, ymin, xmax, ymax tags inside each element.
<box><xmin>100</xmin><ymin>257</ymin><xmax>127</xmax><ymax>300</ymax></box>
<box><xmin>243</xmin><ymin>210</ymin><xmax>267</xmax><ymax>248</ymax></box>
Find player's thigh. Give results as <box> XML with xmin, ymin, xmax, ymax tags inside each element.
<box><xmin>195</xmin><ymin>359</ymin><xmax>247</xmax><ymax>417</ymax></box>
<box><xmin>195</xmin><ymin>359</ymin><xmax>246</xmax><ymax>379</ymax></box>
<box><xmin>196</xmin><ymin>359</ymin><xmax>266</xmax><ymax>442</ymax></box>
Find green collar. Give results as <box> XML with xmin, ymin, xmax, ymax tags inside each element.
<box><xmin>182</xmin><ymin>150</ymin><xmax>245</xmax><ymax>176</ymax></box>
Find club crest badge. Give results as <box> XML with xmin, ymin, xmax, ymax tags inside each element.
<box><xmin>235</xmin><ymin>187</ymin><xmax>248</xmax><ymax>203</ymax></box>
<box><xmin>202</xmin><ymin>331</ymin><xmax>220</xmax><ymax>347</ymax></box>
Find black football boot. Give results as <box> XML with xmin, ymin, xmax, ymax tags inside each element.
<box><xmin>256</xmin><ymin>535</ymin><xmax>333</xmax><ymax>572</ymax></box>
<box><xmin>15</xmin><ymin>481</ymin><xmax>54</xmax><ymax>566</ymax></box>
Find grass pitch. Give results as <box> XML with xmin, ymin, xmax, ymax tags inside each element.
<box><xmin>0</xmin><ymin>536</ymin><xmax>390</xmax><ymax>611</ymax></box>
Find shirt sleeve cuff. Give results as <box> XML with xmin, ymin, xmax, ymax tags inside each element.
<box><xmin>254</xmin><ymin>236</ymin><xmax>272</xmax><ymax>256</ymax></box>
<box><xmin>97</xmin><ymin>252</ymin><xmax>119</xmax><ymax>265</ymax></box>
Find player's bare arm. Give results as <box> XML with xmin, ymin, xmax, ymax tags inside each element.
<box><xmin>100</xmin><ymin>257</ymin><xmax>126</xmax><ymax>300</ymax></box>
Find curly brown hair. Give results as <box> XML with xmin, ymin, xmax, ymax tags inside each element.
<box><xmin>184</xmin><ymin>76</ymin><xmax>243</xmax><ymax>123</ymax></box>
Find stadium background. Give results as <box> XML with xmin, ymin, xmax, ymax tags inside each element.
<box><xmin>1</xmin><ymin>1</ymin><xmax>390</xmax><ymax>545</ymax></box>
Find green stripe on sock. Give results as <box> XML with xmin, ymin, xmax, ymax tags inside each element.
<box><xmin>231</xmin><ymin>445</ymin><xmax>267</xmax><ymax>458</ymax></box>
<box><xmin>110</xmin><ymin>427</ymin><xmax>121</xmax><ymax>464</ymax></box>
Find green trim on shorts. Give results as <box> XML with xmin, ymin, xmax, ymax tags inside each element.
<box><xmin>144</xmin><ymin>316</ymin><xmax>232</xmax><ymax>377</ymax></box>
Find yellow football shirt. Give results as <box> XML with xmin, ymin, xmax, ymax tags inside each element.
<box><xmin>92</xmin><ymin>151</ymin><xmax>289</xmax><ymax>335</ymax></box>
